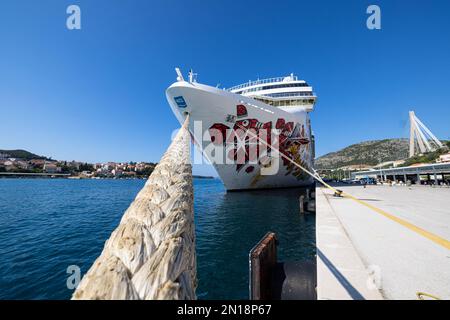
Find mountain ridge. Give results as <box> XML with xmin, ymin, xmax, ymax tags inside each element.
<box><xmin>0</xmin><ymin>149</ymin><xmax>48</xmax><ymax>160</ymax></box>
<box><xmin>314</xmin><ymin>138</ymin><xmax>410</xmax><ymax>169</ymax></box>
<box><xmin>315</xmin><ymin>138</ymin><xmax>450</xmax><ymax>169</ymax></box>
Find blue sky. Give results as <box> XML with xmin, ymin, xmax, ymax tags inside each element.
<box><xmin>1</xmin><ymin>0</ymin><xmax>449</xmax><ymax>176</ymax></box>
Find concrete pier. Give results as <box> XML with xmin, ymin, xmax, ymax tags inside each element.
<box><xmin>316</xmin><ymin>184</ymin><xmax>450</xmax><ymax>300</ymax></box>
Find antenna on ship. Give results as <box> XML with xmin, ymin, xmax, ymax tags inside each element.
<box><xmin>188</xmin><ymin>69</ymin><xmax>197</xmax><ymax>83</ymax></box>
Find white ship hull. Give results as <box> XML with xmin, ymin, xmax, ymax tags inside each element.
<box><xmin>166</xmin><ymin>81</ymin><xmax>314</xmax><ymax>191</ymax></box>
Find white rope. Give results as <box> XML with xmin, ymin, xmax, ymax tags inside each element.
<box><xmin>234</xmin><ymin>122</ymin><xmax>339</xmax><ymax>192</ymax></box>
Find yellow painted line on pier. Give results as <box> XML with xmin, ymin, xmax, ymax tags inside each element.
<box><xmin>232</xmin><ymin>120</ymin><xmax>450</xmax><ymax>250</ymax></box>
<box><xmin>341</xmin><ymin>191</ymin><xmax>450</xmax><ymax>250</ymax></box>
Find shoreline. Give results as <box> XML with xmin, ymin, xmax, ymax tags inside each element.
<box><xmin>0</xmin><ymin>174</ymin><xmax>216</xmax><ymax>180</ymax></box>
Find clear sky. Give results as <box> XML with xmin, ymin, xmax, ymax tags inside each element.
<box><xmin>1</xmin><ymin>0</ymin><xmax>449</xmax><ymax>176</ymax></box>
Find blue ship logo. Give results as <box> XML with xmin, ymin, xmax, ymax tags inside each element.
<box><xmin>174</xmin><ymin>96</ymin><xmax>187</xmax><ymax>108</ymax></box>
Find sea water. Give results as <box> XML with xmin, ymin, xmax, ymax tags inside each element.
<box><xmin>0</xmin><ymin>178</ymin><xmax>315</xmax><ymax>299</ymax></box>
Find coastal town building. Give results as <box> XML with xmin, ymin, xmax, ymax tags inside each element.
<box><xmin>437</xmin><ymin>152</ymin><xmax>450</xmax><ymax>163</ymax></box>
<box><xmin>43</xmin><ymin>162</ymin><xmax>61</xmax><ymax>173</ymax></box>
<box><xmin>67</xmin><ymin>161</ymin><xmax>82</xmax><ymax>170</ymax></box>
<box><xmin>15</xmin><ymin>161</ymin><xmax>30</xmax><ymax>170</ymax></box>
<box><xmin>0</xmin><ymin>152</ymin><xmax>156</xmax><ymax>178</ymax></box>
<box><xmin>1</xmin><ymin>160</ymin><xmax>15</xmax><ymax>171</ymax></box>
<box><xmin>29</xmin><ymin>159</ymin><xmax>46</xmax><ymax>167</ymax></box>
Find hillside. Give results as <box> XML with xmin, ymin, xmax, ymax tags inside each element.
<box><xmin>314</xmin><ymin>139</ymin><xmax>410</xmax><ymax>169</ymax></box>
<box><xmin>0</xmin><ymin>149</ymin><xmax>48</xmax><ymax>160</ymax></box>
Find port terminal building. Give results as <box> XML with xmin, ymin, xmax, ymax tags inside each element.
<box><xmin>351</xmin><ymin>163</ymin><xmax>450</xmax><ymax>185</ymax></box>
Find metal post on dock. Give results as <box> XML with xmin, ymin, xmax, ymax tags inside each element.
<box><xmin>72</xmin><ymin>117</ymin><xmax>196</xmax><ymax>300</ymax></box>
<box><xmin>249</xmin><ymin>232</ymin><xmax>278</xmax><ymax>300</ymax></box>
<box><xmin>249</xmin><ymin>232</ymin><xmax>316</xmax><ymax>300</ymax></box>
<box><xmin>299</xmin><ymin>195</ymin><xmax>305</xmax><ymax>214</ymax></box>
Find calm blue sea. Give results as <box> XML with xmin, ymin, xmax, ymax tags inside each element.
<box><xmin>0</xmin><ymin>178</ymin><xmax>315</xmax><ymax>300</ymax></box>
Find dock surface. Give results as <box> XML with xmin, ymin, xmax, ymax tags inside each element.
<box><xmin>316</xmin><ymin>184</ymin><xmax>450</xmax><ymax>300</ymax></box>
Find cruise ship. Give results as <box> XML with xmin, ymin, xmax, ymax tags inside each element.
<box><xmin>166</xmin><ymin>69</ymin><xmax>317</xmax><ymax>190</ymax></box>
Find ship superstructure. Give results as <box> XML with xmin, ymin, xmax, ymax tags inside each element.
<box><xmin>228</xmin><ymin>74</ymin><xmax>316</xmax><ymax>113</ymax></box>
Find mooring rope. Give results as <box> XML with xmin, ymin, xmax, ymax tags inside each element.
<box><xmin>232</xmin><ymin>121</ymin><xmax>450</xmax><ymax>251</ymax></box>
<box><xmin>73</xmin><ymin>116</ymin><xmax>195</xmax><ymax>300</ymax></box>
<box><xmin>416</xmin><ymin>292</ymin><xmax>441</xmax><ymax>300</ymax></box>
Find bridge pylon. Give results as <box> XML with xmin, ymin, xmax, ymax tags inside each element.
<box><xmin>409</xmin><ymin>111</ymin><xmax>443</xmax><ymax>157</ymax></box>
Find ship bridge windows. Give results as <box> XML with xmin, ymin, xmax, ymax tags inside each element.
<box><xmin>265</xmin><ymin>92</ymin><xmax>313</xmax><ymax>98</ymax></box>
<box><xmin>262</xmin><ymin>83</ymin><xmax>310</xmax><ymax>90</ymax></box>
<box><xmin>253</xmin><ymin>97</ymin><xmax>315</xmax><ymax>107</ymax></box>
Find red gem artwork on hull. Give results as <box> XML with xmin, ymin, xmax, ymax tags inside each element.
<box><xmin>209</xmin><ymin>104</ymin><xmax>310</xmax><ymax>178</ymax></box>
<box><xmin>236</xmin><ymin>104</ymin><xmax>248</xmax><ymax>118</ymax></box>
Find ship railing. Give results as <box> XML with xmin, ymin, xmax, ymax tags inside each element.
<box><xmin>228</xmin><ymin>75</ymin><xmax>299</xmax><ymax>92</ymax></box>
